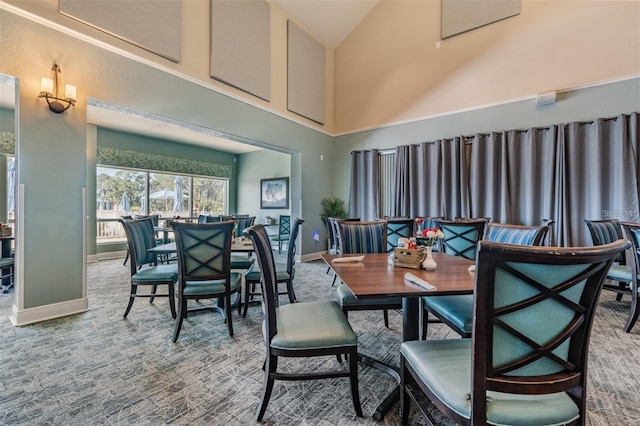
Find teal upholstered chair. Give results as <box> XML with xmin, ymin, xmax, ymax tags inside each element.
<box><xmin>120</xmin><ymin>218</ymin><xmax>178</xmax><ymax>319</ymax></box>
<box><xmin>233</xmin><ymin>216</ymin><xmax>256</xmax><ymax>237</ymax></box>
<box><xmin>384</xmin><ymin>217</ymin><xmax>414</xmax><ymax>253</ymax></box>
<box><xmin>197</xmin><ymin>214</ymin><xmax>221</xmax><ymax>223</ymax></box>
<box><xmin>270</xmin><ymin>215</ymin><xmax>291</xmax><ymax>254</ymax></box>
<box><xmin>0</xmin><ymin>257</ymin><xmax>15</xmax><ymax>293</ymax></box>
<box><xmin>618</xmin><ymin>222</ymin><xmax>640</xmax><ymax>332</ymax></box>
<box><xmin>247</xmin><ymin>224</ymin><xmax>362</xmax><ymax>421</ymax></box>
<box><xmin>243</xmin><ymin>218</ymin><xmax>304</xmax><ymax>317</ymax></box>
<box><xmin>585</xmin><ymin>219</ymin><xmax>636</xmax><ymax>331</ymax></box>
<box><xmin>171</xmin><ymin>221</ymin><xmax>242</xmax><ymax>341</ymax></box>
<box><xmin>401</xmin><ymin>239</ymin><xmax>629</xmax><ymax>425</ymax></box>
<box><xmin>335</xmin><ymin>220</ymin><xmax>402</xmax><ymax>328</ymax></box>
<box><xmin>326</xmin><ymin>217</ymin><xmax>360</xmax><ymax>285</ymax></box>
<box><xmin>421</xmin><ymin>221</ymin><xmax>546</xmax><ymax>339</ymax></box>
<box><xmin>435</xmin><ymin>218</ymin><xmax>487</xmax><ymax>260</ymax></box>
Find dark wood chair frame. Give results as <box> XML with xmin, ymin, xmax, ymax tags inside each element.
<box><xmin>337</xmin><ymin>220</ymin><xmax>401</xmax><ymax>328</ymax></box>
<box><xmin>247</xmin><ymin>224</ymin><xmax>362</xmax><ymax>421</ymax></box>
<box><xmin>421</xmin><ymin>222</ymin><xmax>550</xmax><ymax>339</ymax></box>
<box><xmin>242</xmin><ymin>218</ymin><xmax>305</xmax><ymax>317</ymax></box>
<box><xmin>120</xmin><ymin>217</ymin><xmax>177</xmax><ymax>319</ymax></box>
<box><xmin>585</xmin><ymin>218</ymin><xmax>638</xmax><ymax>332</ymax></box>
<box><xmin>620</xmin><ymin>221</ymin><xmax>640</xmax><ymax>332</ymax></box>
<box><xmin>171</xmin><ymin>221</ymin><xmax>239</xmax><ymax>341</ymax></box>
<box><xmin>401</xmin><ymin>239</ymin><xmax>630</xmax><ymax>425</ymax></box>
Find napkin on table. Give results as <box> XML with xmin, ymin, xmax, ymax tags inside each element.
<box><xmin>332</xmin><ymin>255</ymin><xmax>365</xmax><ymax>264</ymax></box>
<box><xmin>404</xmin><ymin>272</ymin><xmax>437</xmax><ymax>291</ymax></box>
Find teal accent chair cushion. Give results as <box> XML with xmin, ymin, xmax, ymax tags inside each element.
<box><xmin>401</xmin><ymin>340</ymin><xmax>580</xmax><ymax>425</ymax></box>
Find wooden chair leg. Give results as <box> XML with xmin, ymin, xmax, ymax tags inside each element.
<box><xmin>383</xmin><ymin>309</ymin><xmax>389</xmax><ymax>328</ymax></box>
<box><xmin>149</xmin><ymin>284</ymin><xmax>158</xmax><ymax>304</ymax></box>
<box><xmin>123</xmin><ymin>284</ymin><xmax>137</xmax><ymax>318</ymax></box>
<box><xmin>172</xmin><ymin>298</ymin><xmax>186</xmax><ymax>343</ymax></box>
<box><xmin>348</xmin><ymin>349</ymin><xmax>363</xmax><ymax>417</ymax></box>
<box><xmin>255</xmin><ymin>354</ymin><xmax>277</xmax><ymax>421</ymax></box>
<box><xmin>168</xmin><ymin>282</ymin><xmax>176</xmax><ymax>319</ymax></box>
<box><xmin>225</xmin><ymin>294</ymin><xmax>234</xmax><ymax>337</ymax></box>
<box><xmin>286</xmin><ymin>279</ymin><xmax>296</xmax><ymax>303</ymax></box>
<box><xmin>400</xmin><ymin>358</ymin><xmax>410</xmax><ymax>425</ymax></box>
<box><xmin>624</xmin><ymin>285</ymin><xmax>639</xmax><ymax>332</ymax></box>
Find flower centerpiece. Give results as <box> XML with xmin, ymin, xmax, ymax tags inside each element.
<box><xmin>415</xmin><ymin>217</ymin><xmax>424</xmax><ymax>235</ymax></box>
<box><xmin>419</xmin><ymin>227</ymin><xmax>444</xmax><ymax>270</ymax></box>
<box><xmin>420</xmin><ymin>227</ymin><xmax>444</xmax><ymax>246</ymax></box>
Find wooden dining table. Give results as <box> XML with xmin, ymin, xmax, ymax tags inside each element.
<box><xmin>321</xmin><ymin>251</ymin><xmax>476</xmax><ymax>420</ymax></box>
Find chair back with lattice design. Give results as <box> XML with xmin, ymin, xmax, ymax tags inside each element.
<box><xmin>385</xmin><ymin>218</ymin><xmax>414</xmax><ymax>253</ymax></box>
<box><xmin>278</xmin><ymin>215</ymin><xmax>291</xmax><ymax>237</ymax></box>
<box><xmin>470</xmin><ymin>239</ymin><xmax>629</xmax><ymax>424</ymax></box>
<box><xmin>435</xmin><ymin>219</ymin><xmax>486</xmax><ymax>260</ymax></box>
<box><xmin>172</xmin><ymin>222</ymin><xmax>234</xmax><ymax>284</ymax></box>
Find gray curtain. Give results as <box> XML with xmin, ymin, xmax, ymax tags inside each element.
<box><xmin>349</xmin><ymin>149</ymin><xmax>379</xmax><ymax>220</ymax></box>
<box><xmin>559</xmin><ymin>113</ymin><xmax>640</xmax><ymax>246</ymax></box>
<box><xmin>467</xmin><ymin>127</ymin><xmax>558</xmax><ymax>229</ymax></box>
<box><xmin>393</xmin><ymin>138</ymin><xmax>469</xmax><ymax>219</ymax></box>
<box><xmin>352</xmin><ymin>112</ymin><xmax>639</xmax><ymax>246</ymax></box>
<box><xmin>468</xmin><ymin>132</ymin><xmax>509</xmax><ymax>222</ymax></box>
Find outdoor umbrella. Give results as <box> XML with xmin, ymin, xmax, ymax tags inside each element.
<box><xmin>173</xmin><ymin>176</ymin><xmax>184</xmax><ymax>213</ymax></box>
<box><xmin>140</xmin><ymin>191</ymin><xmax>146</xmax><ymax>215</ymax></box>
<box><xmin>120</xmin><ymin>192</ymin><xmax>131</xmax><ymax>212</ymax></box>
<box><xmin>150</xmin><ymin>188</ymin><xmax>175</xmax><ymax>212</ymax></box>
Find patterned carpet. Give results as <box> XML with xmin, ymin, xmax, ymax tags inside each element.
<box><xmin>0</xmin><ymin>255</ymin><xmax>638</xmax><ymax>425</ymax></box>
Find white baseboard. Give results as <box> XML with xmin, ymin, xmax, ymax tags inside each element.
<box><xmin>10</xmin><ymin>298</ymin><xmax>89</xmax><ymax>326</ymax></box>
<box><xmin>301</xmin><ymin>250</ymin><xmax>327</xmax><ymax>262</ymax></box>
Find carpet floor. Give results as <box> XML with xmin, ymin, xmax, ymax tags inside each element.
<box><xmin>0</xmin><ymin>255</ymin><xmax>638</xmax><ymax>425</ymax></box>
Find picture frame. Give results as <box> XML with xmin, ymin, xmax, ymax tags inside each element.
<box><xmin>260</xmin><ymin>177</ymin><xmax>289</xmax><ymax>209</ymax></box>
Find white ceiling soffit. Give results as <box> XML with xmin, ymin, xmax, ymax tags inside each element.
<box><xmin>86</xmin><ymin>101</ymin><xmax>262</xmax><ymax>154</ymax></box>
<box><xmin>273</xmin><ymin>0</ymin><xmax>379</xmax><ymax>48</ymax></box>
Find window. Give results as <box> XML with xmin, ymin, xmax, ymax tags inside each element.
<box><xmin>97</xmin><ymin>166</ymin><xmax>228</xmax><ymax>243</ymax></box>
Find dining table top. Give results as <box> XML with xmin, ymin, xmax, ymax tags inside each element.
<box><xmin>321</xmin><ymin>252</ymin><xmax>476</xmax><ymax>299</ymax></box>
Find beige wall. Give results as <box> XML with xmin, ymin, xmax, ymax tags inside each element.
<box><xmin>334</xmin><ymin>0</ymin><xmax>640</xmax><ymax>134</ymax></box>
<box><xmin>2</xmin><ymin>0</ymin><xmax>336</xmax><ymax>132</ymax></box>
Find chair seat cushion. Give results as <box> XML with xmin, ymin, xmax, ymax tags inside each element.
<box><xmin>607</xmin><ymin>264</ymin><xmax>633</xmax><ymax>282</ymax></box>
<box><xmin>401</xmin><ymin>339</ymin><xmax>580</xmax><ymax>425</ymax></box>
<box><xmin>336</xmin><ymin>284</ymin><xmax>402</xmax><ymax>308</ymax></box>
<box><xmin>422</xmin><ymin>294</ymin><xmax>474</xmax><ymax>335</ymax></box>
<box><xmin>184</xmin><ymin>273</ymin><xmax>242</xmax><ymax>296</ymax></box>
<box><xmin>132</xmin><ymin>264</ymin><xmax>178</xmax><ymax>283</ymax></box>
<box><xmin>270</xmin><ymin>300</ymin><xmax>357</xmax><ymax>350</ymax></box>
<box><xmin>245</xmin><ymin>263</ymin><xmax>290</xmax><ymax>283</ymax></box>
<box><xmin>230</xmin><ymin>254</ymin><xmax>255</xmax><ymax>270</ymax></box>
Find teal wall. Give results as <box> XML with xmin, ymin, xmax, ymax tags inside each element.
<box><xmin>0</xmin><ymin>107</ymin><xmax>15</xmax><ymax>133</ymax></box>
<box><xmin>237</xmin><ymin>149</ymin><xmax>291</xmax><ymax>223</ymax></box>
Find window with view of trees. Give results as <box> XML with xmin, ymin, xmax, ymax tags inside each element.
<box><xmin>96</xmin><ymin>166</ymin><xmax>228</xmax><ymax>243</ymax></box>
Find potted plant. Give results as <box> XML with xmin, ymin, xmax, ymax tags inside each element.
<box><xmin>320</xmin><ymin>196</ymin><xmax>348</xmax><ymax>221</ymax></box>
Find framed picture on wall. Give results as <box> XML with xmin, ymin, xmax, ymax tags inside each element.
<box><xmin>260</xmin><ymin>177</ymin><xmax>289</xmax><ymax>209</ymax></box>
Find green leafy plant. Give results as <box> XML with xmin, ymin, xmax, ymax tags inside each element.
<box><xmin>320</xmin><ymin>196</ymin><xmax>348</xmax><ymax>220</ymax></box>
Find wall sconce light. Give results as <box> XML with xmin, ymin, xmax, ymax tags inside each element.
<box><xmin>38</xmin><ymin>63</ymin><xmax>76</xmax><ymax>113</ymax></box>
